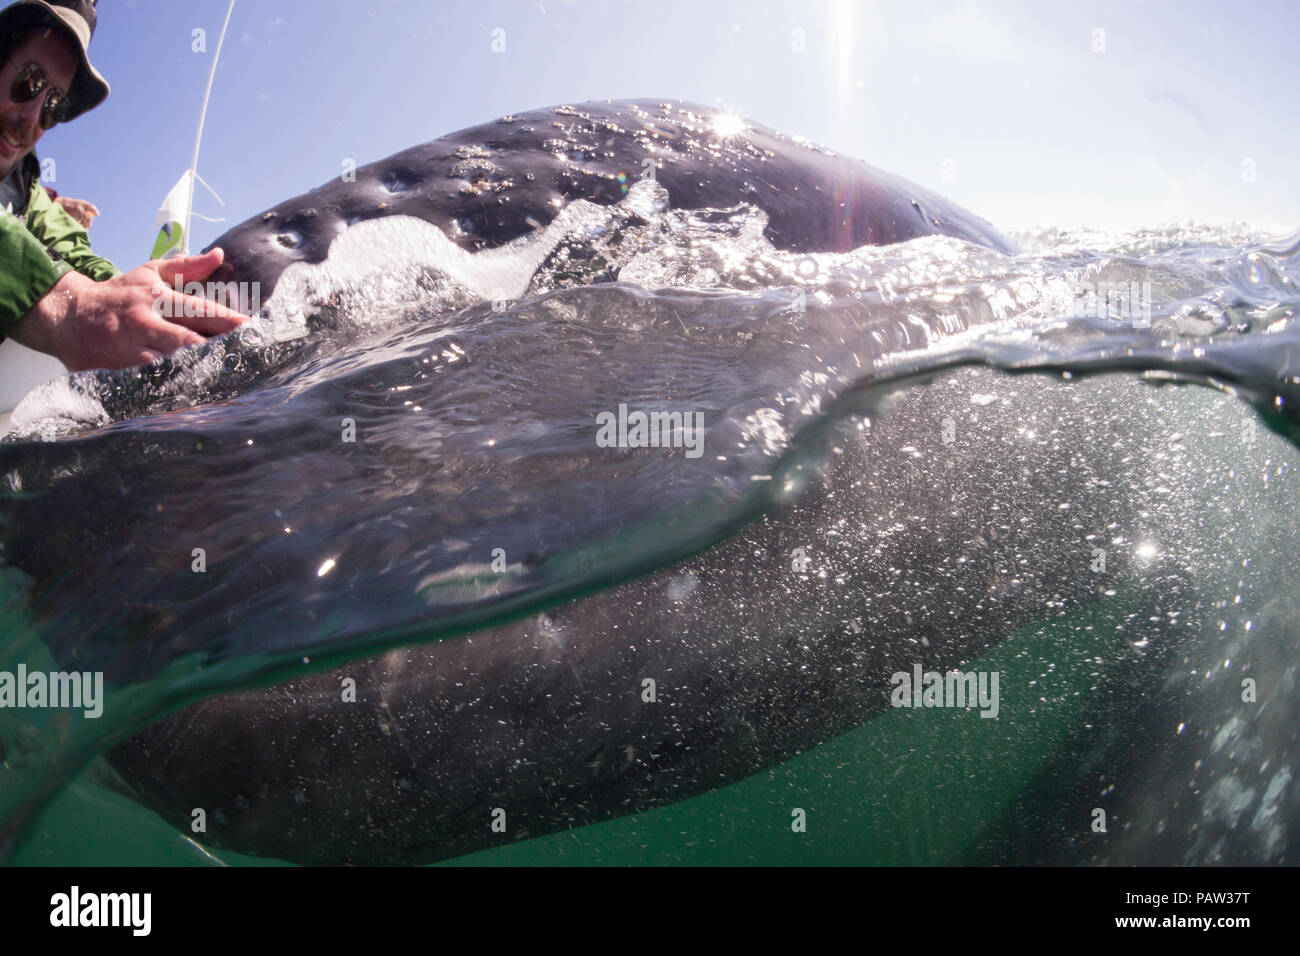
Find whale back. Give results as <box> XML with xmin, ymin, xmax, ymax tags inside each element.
<box><xmin>207</xmin><ymin>98</ymin><xmax>1016</xmax><ymax>299</ymax></box>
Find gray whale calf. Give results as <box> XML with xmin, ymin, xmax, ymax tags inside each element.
<box><xmin>202</xmin><ymin>97</ymin><xmax>1015</xmax><ymax>294</ymax></box>
<box><xmin>41</xmin><ymin>101</ymin><xmax>1287</xmax><ymax>865</ymax></box>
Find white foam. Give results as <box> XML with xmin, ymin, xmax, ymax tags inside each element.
<box><xmin>0</xmin><ymin>338</ymin><xmax>69</xmax><ymax>418</ymax></box>
<box><xmin>6</xmin><ymin>373</ymin><xmax>109</xmax><ymax>441</ymax></box>
<box><xmin>258</xmin><ymin>179</ymin><xmax>670</xmax><ymax>340</ymax></box>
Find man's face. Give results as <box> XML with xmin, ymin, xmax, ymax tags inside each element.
<box><xmin>0</xmin><ymin>29</ymin><xmax>79</xmax><ymax>179</ymax></box>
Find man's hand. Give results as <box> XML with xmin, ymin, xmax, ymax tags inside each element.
<box><xmin>11</xmin><ymin>247</ymin><xmax>250</xmax><ymax>372</ymax></box>
<box><xmin>55</xmin><ymin>195</ymin><xmax>100</xmax><ymax>229</ymax></box>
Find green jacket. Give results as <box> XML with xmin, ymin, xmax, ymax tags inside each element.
<box><xmin>0</xmin><ymin>152</ymin><xmax>120</xmax><ymax>343</ymax></box>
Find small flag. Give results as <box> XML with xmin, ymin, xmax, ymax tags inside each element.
<box><xmin>150</xmin><ymin>169</ymin><xmax>194</xmax><ymax>260</ymax></box>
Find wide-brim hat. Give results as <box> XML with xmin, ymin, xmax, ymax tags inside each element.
<box><xmin>0</xmin><ymin>0</ymin><xmax>109</xmax><ymax>120</ymax></box>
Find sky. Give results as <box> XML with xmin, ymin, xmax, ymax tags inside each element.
<box><xmin>28</xmin><ymin>0</ymin><xmax>1300</xmax><ymax>275</ymax></box>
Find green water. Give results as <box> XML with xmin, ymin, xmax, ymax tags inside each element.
<box><xmin>11</xmin><ymin>590</ymin><xmax>1139</xmax><ymax>866</ymax></box>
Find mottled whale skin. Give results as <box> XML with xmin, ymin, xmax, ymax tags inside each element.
<box><xmin>203</xmin><ymin>98</ymin><xmax>1015</xmax><ymax>297</ymax></box>
<box><xmin>104</xmin><ymin>367</ymin><xmax>1204</xmax><ymax>867</ymax></box>
<box><xmin>102</xmin><ymin>100</ymin><xmax>1080</xmax><ymax>865</ymax></box>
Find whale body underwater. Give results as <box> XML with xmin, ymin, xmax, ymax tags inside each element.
<box><xmin>7</xmin><ymin>100</ymin><xmax>1295</xmax><ymax>865</ymax></box>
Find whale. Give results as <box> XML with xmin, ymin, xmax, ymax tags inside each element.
<box><xmin>200</xmin><ymin>98</ymin><xmax>1017</xmax><ymax>297</ymax></box>
<box><xmin>106</xmin><ymin>371</ymin><xmax>1201</xmax><ymax>866</ymax></box>
<box><xmin>6</xmin><ymin>100</ymin><xmax>1289</xmax><ymax>866</ymax></box>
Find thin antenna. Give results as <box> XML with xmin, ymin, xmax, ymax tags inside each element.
<box><xmin>194</xmin><ymin>171</ymin><xmax>227</xmax><ymax>207</ymax></box>
<box><xmin>183</xmin><ymin>0</ymin><xmax>236</xmax><ymax>254</ymax></box>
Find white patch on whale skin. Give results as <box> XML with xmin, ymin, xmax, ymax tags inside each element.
<box><xmin>664</xmin><ymin>571</ymin><xmax>700</xmax><ymax>602</ymax></box>
<box><xmin>256</xmin><ymin>179</ymin><xmax>671</xmax><ymax>341</ymax></box>
<box><xmin>415</xmin><ymin>559</ymin><xmax>525</xmax><ymax>605</ymax></box>
<box><xmin>6</xmin><ymin>374</ymin><xmax>110</xmax><ymax>441</ymax></box>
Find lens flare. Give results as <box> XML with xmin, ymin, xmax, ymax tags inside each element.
<box><xmin>712</xmin><ymin>112</ymin><xmax>746</xmax><ymax>138</ymax></box>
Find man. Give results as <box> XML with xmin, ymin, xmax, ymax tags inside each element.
<box><xmin>0</xmin><ymin>0</ymin><xmax>247</xmax><ymax>373</ymax></box>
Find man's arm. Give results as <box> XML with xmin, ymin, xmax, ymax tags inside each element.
<box><xmin>24</xmin><ymin>176</ymin><xmax>119</xmax><ymax>280</ymax></box>
<box><xmin>9</xmin><ymin>247</ymin><xmax>251</xmax><ymax>372</ymax></box>
<box><xmin>3</xmin><ymin>173</ymin><xmax>250</xmax><ymax>371</ymax></box>
<box><xmin>0</xmin><ymin>177</ymin><xmax>117</xmax><ymax>343</ymax></box>
<box><xmin>0</xmin><ymin>206</ymin><xmax>78</xmax><ymax>340</ymax></box>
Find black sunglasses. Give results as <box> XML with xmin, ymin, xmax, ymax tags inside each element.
<box><xmin>6</xmin><ymin>59</ymin><xmax>70</xmax><ymax>130</ymax></box>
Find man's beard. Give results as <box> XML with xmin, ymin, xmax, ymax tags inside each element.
<box><xmin>0</xmin><ymin>123</ymin><xmax>29</xmax><ymax>179</ymax></box>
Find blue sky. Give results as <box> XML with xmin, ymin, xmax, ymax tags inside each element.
<box><xmin>33</xmin><ymin>0</ymin><xmax>1300</xmax><ymax>272</ymax></box>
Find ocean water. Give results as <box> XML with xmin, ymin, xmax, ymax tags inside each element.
<box><xmin>1</xmin><ymin>185</ymin><xmax>1297</xmax><ymax>864</ymax></box>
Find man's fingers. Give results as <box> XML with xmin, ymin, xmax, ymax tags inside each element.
<box><xmin>65</xmin><ymin>199</ymin><xmax>98</xmax><ymax>226</ymax></box>
<box><xmin>144</xmin><ymin>320</ymin><xmax>205</xmax><ymax>356</ymax></box>
<box><xmin>176</xmin><ymin>296</ymin><xmax>250</xmax><ymax>336</ymax></box>
<box><xmin>152</xmin><ymin>247</ymin><xmax>226</xmax><ymax>286</ymax></box>
<box><xmin>54</xmin><ymin>196</ymin><xmax>98</xmax><ymax>228</ymax></box>
<box><xmin>153</xmin><ymin>289</ymin><xmax>248</xmax><ymax>336</ymax></box>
